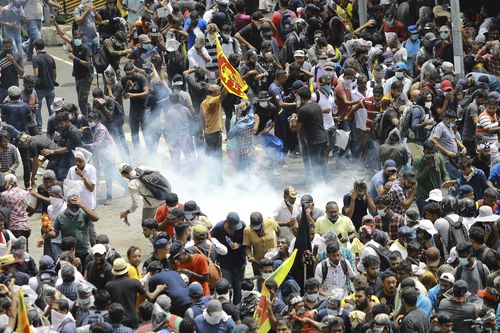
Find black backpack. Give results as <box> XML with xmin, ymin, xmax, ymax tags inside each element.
<box><xmin>444</xmin><ymin>216</ymin><xmax>469</xmax><ymax>252</ymax></box>
<box><xmin>401</xmin><ymin>105</ymin><xmax>422</xmax><ymax>139</ymax></box>
<box><xmin>94</xmin><ymin>45</ymin><xmax>110</xmax><ymax>74</ymax></box>
<box><xmin>278</xmin><ymin>9</ymin><xmax>293</xmax><ymax>40</ymax></box>
<box><xmin>321</xmin><ymin>259</ymin><xmax>350</xmax><ymax>290</ymax></box>
<box><xmin>456</xmin><ymin>259</ymin><xmax>487</xmax><ymax>287</ymax></box>
<box><xmin>136</xmin><ymin>168</ymin><xmax>171</xmax><ymax>202</ymax></box>
<box><xmin>35</xmin><ymin>272</ymin><xmax>58</xmax><ymax>308</ymax></box>
<box><xmin>366</xmin><ymin>244</ymin><xmax>391</xmax><ymax>271</ymax></box>
<box><xmin>372</xmin><ymin>112</ymin><xmax>384</xmax><ymax>140</ymax></box>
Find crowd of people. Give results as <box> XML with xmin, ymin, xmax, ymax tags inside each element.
<box><xmin>0</xmin><ymin>0</ymin><xmax>500</xmax><ymax>332</ymax></box>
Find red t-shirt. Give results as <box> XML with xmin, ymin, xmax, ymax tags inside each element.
<box><xmin>155</xmin><ymin>203</ymin><xmax>184</xmax><ymax>237</ymax></box>
<box><xmin>272</xmin><ymin>9</ymin><xmax>297</xmax><ymax>47</ymax></box>
<box><xmin>177</xmin><ymin>254</ymin><xmax>210</xmax><ymax>295</ymax></box>
<box><xmin>382</xmin><ymin>20</ymin><xmax>407</xmax><ymax>42</ymax></box>
<box><xmin>361</xmin><ymin>96</ymin><xmax>383</xmax><ymax>134</ymax></box>
<box><xmin>335</xmin><ymin>83</ymin><xmax>352</xmax><ymax>120</ymax></box>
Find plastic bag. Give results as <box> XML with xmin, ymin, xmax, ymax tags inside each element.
<box><xmin>335</xmin><ymin>129</ymin><xmax>350</xmax><ymax>150</ymax></box>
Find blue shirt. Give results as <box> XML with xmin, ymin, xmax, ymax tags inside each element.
<box><xmin>368</xmin><ymin>170</ymin><xmax>386</xmax><ymax>201</ymax></box>
<box><xmin>184</xmin><ymin>18</ymin><xmax>207</xmax><ymax>49</ymax></box>
<box><xmin>417</xmin><ymin>294</ymin><xmax>432</xmax><ymax>319</ymax></box>
<box><xmin>455</xmin><ymin>168</ymin><xmax>488</xmax><ymax>201</ymax></box>
<box><xmin>489</xmin><ymin>163</ymin><xmax>500</xmax><ymax>189</ymax></box>
<box><xmin>194</xmin><ymin>314</ymin><xmax>236</xmax><ymax>333</ymax></box>
<box><xmin>148</xmin><ymin>270</ymin><xmax>192</xmax><ymax>316</ymax></box>
<box><xmin>427</xmin><ymin>284</ymin><xmax>440</xmax><ymax>311</ymax></box>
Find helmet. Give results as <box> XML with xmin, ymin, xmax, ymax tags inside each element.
<box><xmin>441</xmin><ymin>195</ymin><xmax>458</xmax><ymax>214</ymax></box>
<box><xmin>458</xmin><ymin>198</ymin><xmax>476</xmax><ymax>218</ymax></box>
<box><xmin>398</xmin><ymin>226</ymin><xmax>413</xmax><ymax>238</ymax></box>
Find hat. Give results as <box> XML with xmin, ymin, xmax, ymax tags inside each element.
<box><xmin>138</xmin><ymin>34</ymin><xmax>151</xmax><ymax>44</ymax></box>
<box><xmin>439</xmin><ymin>25</ymin><xmax>451</xmax><ymax>33</ymax></box>
<box><xmin>362</xmin><ymin>215</ymin><xmax>375</xmax><ymax>224</ymax></box>
<box><xmin>441</xmin><ymin>62</ymin><xmax>455</xmax><ymax>74</ymax></box>
<box><xmin>383</xmin><ymin>159</ymin><xmax>397</xmax><ymax>171</ymax></box>
<box><xmin>424</xmin><ymin>32</ymin><xmax>437</xmax><ymax>41</ymax></box>
<box><xmin>247</xmin><ymin>50</ymin><xmax>257</xmax><ymax>58</ymax></box>
<box><xmin>172</xmin><ymin>74</ymin><xmax>183</xmax><ymax>87</ymax></box>
<box><xmin>408</xmin><ymin>25</ymin><xmax>419</xmax><ymax>34</ymax></box>
<box><xmin>170</xmin><ymin>242</ymin><xmax>192</xmax><ymax>259</ymax></box>
<box><xmin>324</xmin><ymin>62</ymin><xmax>336</xmax><ymax>70</ymax></box>
<box><xmin>426</xmin><ymin>189</ymin><xmax>443</xmax><ymax>202</ymax></box>
<box><xmin>394</xmin><ymin>62</ymin><xmax>407</xmax><ymax>71</ymax></box>
<box><xmin>61</xmin><ymin>264</ymin><xmax>75</xmax><ymax>280</ymax></box>
<box><xmin>476</xmin><ymin>206</ymin><xmax>500</xmax><ymax>223</ymax></box>
<box><xmin>294</xmin><ymin>50</ymin><xmax>305</xmax><ymax>58</ymax></box>
<box><xmin>165</xmin><ymin>38</ymin><xmax>181</xmax><ymax>52</ymax></box>
<box><xmin>7</xmin><ymin>86</ymin><xmax>21</xmax><ymax>98</ymax></box>
<box><xmin>441</xmin><ymin>80</ymin><xmax>453</xmax><ymax>92</ymax></box>
<box><xmin>372</xmin><ymin>313</ymin><xmax>391</xmax><ymax>333</ymax></box>
<box><xmin>91</xmin><ymin>243</ymin><xmax>106</xmax><ymax>256</ymax></box>
<box><xmin>48</xmin><ymin>185</ymin><xmax>63</xmax><ymax>197</ymax></box>
<box><xmin>411</xmin><ymin>264</ymin><xmax>425</xmax><ymax>276</ymax></box>
<box><xmin>417</xmin><ymin>219</ymin><xmax>437</xmax><ymax>235</ymax></box>
<box><xmin>149</xmin><ymin>26</ymin><xmax>160</xmax><ymax>36</ymax></box>
<box><xmin>192</xmin><ymin>224</ymin><xmax>208</xmax><ymax>238</ymax></box>
<box><xmin>477</xmin><ymin>287</ymin><xmax>500</xmax><ymax>301</ymax></box>
<box><xmin>167</xmin><ymin>207</ymin><xmax>185</xmax><ymax>219</ymax></box>
<box><xmin>292</xmin><ymin>80</ymin><xmax>305</xmax><ymax>91</ymax></box>
<box><xmin>289</xmin><ymin>295</ymin><xmax>303</xmax><ymax>306</ymax></box>
<box><xmin>475</xmin><ymin>34</ymin><xmax>486</xmax><ymax>44</ymax></box>
<box><xmin>39</xmin><ymin>255</ymin><xmax>54</xmax><ymax>270</ymax></box>
<box><xmin>301</xmin><ymin>194</ymin><xmax>314</xmax><ymax>204</ymax></box>
<box><xmin>183</xmin><ymin>201</ymin><xmax>200</xmax><ymax>219</ymax></box>
<box><xmin>0</xmin><ymin>254</ymin><xmax>16</xmax><ymax>267</ymax></box>
<box><xmin>77</xmin><ymin>284</ymin><xmax>94</xmax><ymax>306</ymax></box>
<box><xmin>206</xmin><ymin>299</ymin><xmax>223</xmax><ymax>316</ymax></box>
<box><xmin>156</xmin><ymin>295</ymin><xmax>172</xmax><ymax>310</ymax></box>
<box><xmin>112</xmin><ymin>258</ymin><xmax>130</xmax><ymax>275</ymax></box>
<box><xmin>256</xmin><ymin>91</ymin><xmax>272</xmax><ymax>102</ymax></box>
<box><xmin>188</xmin><ymin>282</ymin><xmax>203</xmax><ymax>297</ymax></box>
<box><xmin>154</xmin><ymin>238</ymin><xmax>169</xmax><ymax>251</ymax></box>
<box><xmin>226</xmin><ymin>212</ymin><xmax>243</xmax><ymax>230</ymax></box>
<box><xmin>426</xmin><ymin>247</ymin><xmax>440</xmax><ymax>266</ymax></box>
<box><xmin>433</xmin><ymin>5</ymin><xmax>451</xmax><ymax>19</ymax></box>
<box><xmin>446</xmin><ymin>246</ymin><xmax>458</xmax><ymax>264</ymax></box>
<box><xmin>51</xmin><ymin>98</ymin><xmax>65</xmax><ymax>112</ymax></box>
<box><xmin>488</xmin><ymin>91</ymin><xmax>500</xmax><ymax>103</ymax></box>
<box><xmin>453</xmin><ymin>280</ymin><xmax>468</xmax><ymax>297</ymax></box>
<box><xmin>440</xmin><ymin>272</ymin><xmax>455</xmax><ymax>284</ymax></box>
<box><xmin>458</xmin><ymin>185</ymin><xmax>474</xmax><ymax>196</ymax></box>
<box><xmin>118</xmin><ymin>163</ymin><xmax>130</xmax><ymax>174</ymax></box>
<box><xmin>405</xmin><ymin>210</ymin><xmax>419</xmax><ymax>224</ymax></box>
<box><xmin>402</xmin><ymin>170</ymin><xmax>417</xmax><ymax>183</ymax></box>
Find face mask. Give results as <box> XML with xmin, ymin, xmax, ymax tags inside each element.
<box><xmin>88</xmin><ymin>121</ymin><xmax>96</xmax><ymax>128</ymax></box>
<box><xmin>395</xmin><ymin>71</ymin><xmax>404</xmax><ymax>79</ymax></box>
<box><xmin>241</xmin><ymin>290</ymin><xmax>254</xmax><ymax>299</ymax></box>
<box><xmin>459</xmin><ymin>257</ymin><xmax>468</xmax><ymax>266</ymax></box>
<box><xmin>216</xmin><ymin>292</ymin><xmax>231</xmax><ymax>303</ymax></box>
<box><xmin>440</xmin><ymin>32</ymin><xmax>449</xmax><ymax>40</ymax></box>
<box><xmin>377</xmin><ymin>209</ymin><xmax>386</xmax><ymax>217</ymax></box>
<box><xmin>321</xmin><ymin>83</ymin><xmax>332</xmax><ymax>91</ymax></box>
<box><xmin>425</xmin><ymin>101</ymin><xmax>432</xmax><ymax>109</ymax></box>
<box><xmin>305</xmin><ymin>293</ymin><xmax>319</xmax><ymax>302</ymax></box>
<box><xmin>411</xmin><ymin>34</ymin><xmax>418</xmax><ymax>41</ymax></box>
<box><xmin>67</xmin><ymin>208</ymin><xmax>80</xmax><ymax>216</ymax></box>
<box><xmin>386</xmin><ymin>19</ymin><xmax>394</xmax><ymax>27</ymax></box>
<box><xmin>259</xmin><ymin>101</ymin><xmax>269</xmax><ymax>108</ymax></box>
<box><xmin>74</xmin><ymin>39</ymin><xmax>82</xmax><ymax>47</ymax></box>
<box><xmin>205</xmin><ymin>313</ymin><xmax>223</xmax><ymax>325</ymax></box>
<box><xmin>434</xmin><ymin>83</ymin><xmax>441</xmax><ymax>90</ymax></box>
<box><xmin>262</xmin><ymin>272</ymin><xmax>272</xmax><ymax>279</ymax></box>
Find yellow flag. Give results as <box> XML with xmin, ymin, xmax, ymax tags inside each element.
<box><xmin>215</xmin><ymin>36</ymin><xmax>248</xmax><ymax>99</ymax></box>
<box><xmin>18</xmin><ymin>289</ymin><xmax>32</xmax><ymax>333</ymax></box>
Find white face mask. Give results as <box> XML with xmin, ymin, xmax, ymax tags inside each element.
<box><xmin>395</xmin><ymin>71</ymin><xmax>404</xmax><ymax>79</ymax></box>
<box><xmin>205</xmin><ymin>312</ymin><xmax>223</xmax><ymax>325</ymax></box>
<box><xmin>425</xmin><ymin>101</ymin><xmax>432</xmax><ymax>109</ymax></box>
<box><xmin>440</xmin><ymin>32</ymin><xmax>449</xmax><ymax>39</ymax></box>
<box><xmin>241</xmin><ymin>290</ymin><xmax>254</xmax><ymax>299</ymax></box>
<box><xmin>259</xmin><ymin>101</ymin><xmax>269</xmax><ymax>108</ymax></box>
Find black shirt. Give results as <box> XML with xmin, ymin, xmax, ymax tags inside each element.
<box><xmin>105</xmin><ymin>277</ymin><xmax>144</xmax><ymax>325</ymax></box>
<box><xmin>186</xmin><ymin>75</ymin><xmax>208</xmax><ymax>111</ymax></box>
<box><xmin>86</xmin><ymin>261</ymin><xmax>113</xmax><ymax>290</ymax></box>
<box><xmin>32</xmin><ymin>51</ymin><xmax>56</xmax><ymax>90</ymax></box>
<box><xmin>72</xmin><ymin>44</ymin><xmax>92</xmax><ymax>79</ymax></box>
<box><xmin>1</xmin><ymin>101</ymin><xmax>31</xmax><ymax>132</ymax></box>
<box><xmin>0</xmin><ymin>51</ymin><xmax>22</xmax><ymax>89</ymax></box>
<box><xmin>97</xmin><ymin>7</ymin><xmax>121</xmax><ymax>37</ymax></box>
<box><xmin>401</xmin><ymin>308</ymin><xmax>430</xmax><ymax>333</ymax></box>
<box><xmin>342</xmin><ymin>193</ymin><xmax>369</xmax><ymax>231</ymax></box>
<box><xmin>211</xmin><ymin>221</ymin><xmax>246</xmax><ymax>269</ymax></box>
<box><xmin>254</xmin><ymin>103</ymin><xmax>278</xmax><ymax>134</ymax></box>
<box><xmin>297</xmin><ymin>102</ymin><xmax>328</xmax><ymax>145</ymax></box>
<box><xmin>381</xmin><ymin>108</ymin><xmax>400</xmax><ymax>141</ymax></box>
<box><xmin>238</xmin><ymin>23</ymin><xmax>263</xmax><ymax>52</ymax></box>
<box><xmin>376</xmin><ymin>289</ymin><xmax>396</xmax><ymax>310</ymax></box>
<box><xmin>121</xmin><ymin>73</ymin><xmax>148</xmax><ymax>109</ymax></box>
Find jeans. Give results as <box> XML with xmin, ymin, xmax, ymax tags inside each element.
<box><xmin>75</xmin><ymin>77</ymin><xmax>92</xmax><ymax>116</ymax></box>
<box><xmin>129</xmin><ymin>105</ymin><xmax>148</xmax><ymax>152</ymax></box>
<box><xmin>4</xmin><ymin>32</ymin><xmax>22</xmax><ymax>57</ymax></box>
<box><xmin>307</xmin><ymin>142</ymin><xmax>329</xmax><ymax>182</ymax></box>
<box><xmin>36</xmin><ymin>89</ymin><xmax>55</xmax><ymax>129</ymax></box>
<box><xmin>84</xmin><ymin>37</ymin><xmax>99</xmax><ymax>79</ymax></box>
<box><xmin>221</xmin><ymin>264</ymin><xmax>246</xmax><ymax>304</ymax></box>
<box><xmin>18</xmin><ymin>147</ymin><xmax>32</xmax><ymax>188</ymax></box>
<box><xmin>416</xmin><ymin>196</ymin><xmax>429</xmax><ymax>217</ymax></box>
<box><xmin>26</xmin><ymin>19</ymin><xmax>42</xmax><ymax>60</ymax></box>
<box><xmin>51</xmin><ymin>242</ymin><xmax>61</xmax><ymax>261</ymax></box>
<box><xmin>43</xmin><ymin>237</ymin><xmax>53</xmax><ymax>259</ymax></box>
<box><xmin>444</xmin><ymin>156</ymin><xmax>461</xmax><ymax>180</ymax></box>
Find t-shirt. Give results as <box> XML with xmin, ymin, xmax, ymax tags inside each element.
<box><xmin>1</xmin><ymin>101</ymin><xmax>30</xmax><ymax>132</ymax></box>
<box><xmin>97</xmin><ymin>7</ymin><xmax>121</xmax><ymax>37</ymax></box>
<box><xmin>183</xmin><ymin>17</ymin><xmax>207</xmax><ymax>49</ymax></box>
<box><xmin>32</xmin><ymin>52</ymin><xmax>56</xmax><ymax>90</ymax></box>
<box><xmin>431</xmin><ymin>121</ymin><xmax>458</xmax><ymax>154</ymax></box>
<box><xmin>334</xmin><ymin>83</ymin><xmax>352</xmax><ymax>120</ymax></box>
<box><xmin>148</xmin><ymin>270</ymin><xmax>192</xmax><ymax>316</ymax></box>
<box><xmin>72</xmin><ymin>44</ymin><xmax>92</xmax><ymax>79</ymax></box>
<box><xmin>0</xmin><ymin>51</ymin><xmax>22</xmax><ymax>89</ymax></box>
<box><xmin>86</xmin><ymin>261</ymin><xmax>113</xmax><ymax>290</ymax></box>
<box><xmin>342</xmin><ymin>193</ymin><xmax>368</xmax><ymax>230</ymax></box>
<box><xmin>73</xmin><ymin>6</ymin><xmax>97</xmax><ymax>40</ymax></box>
<box><xmin>400</xmin><ymin>308</ymin><xmax>429</xmax><ymax>333</ymax></box>
<box><xmin>238</xmin><ymin>23</ymin><xmax>262</xmax><ymax>51</ymax></box>
<box><xmin>297</xmin><ymin>102</ymin><xmax>328</xmax><ymax>145</ymax></box>
<box><xmin>211</xmin><ymin>221</ymin><xmax>246</xmax><ymax>269</ymax></box>
<box><xmin>0</xmin><ymin>5</ymin><xmax>23</xmax><ymax>34</ymax></box>
<box><xmin>23</xmin><ymin>0</ymin><xmax>43</xmax><ymax>19</ymax></box>
<box><xmin>368</xmin><ymin>170</ymin><xmax>387</xmax><ymax>201</ymax></box>
<box><xmin>243</xmin><ymin>219</ymin><xmax>279</xmax><ymax>261</ymax></box>
<box><xmin>177</xmin><ymin>254</ymin><xmax>210</xmax><ymax>296</ymax></box>
<box><xmin>29</xmin><ymin>135</ymin><xmax>58</xmax><ymax>158</ymax></box>
<box><xmin>315</xmin><ymin>214</ymin><xmax>356</xmax><ymax>240</ymax></box>
<box><xmin>121</xmin><ymin>73</ymin><xmax>148</xmax><ymax>109</ymax></box>
<box><xmin>381</xmin><ymin>108</ymin><xmax>400</xmax><ymax>141</ymax></box>
<box><xmin>53</xmin><ymin>209</ymin><xmax>92</xmax><ymax>257</ymax></box>
<box><xmin>105</xmin><ymin>277</ymin><xmax>144</xmax><ymax>325</ymax></box>
<box><xmin>66</xmin><ymin>164</ymin><xmax>97</xmax><ymax>210</ymax></box>
<box><xmin>200</xmin><ymin>95</ymin><xmax>223</xmax><ymax>134</ymax></box>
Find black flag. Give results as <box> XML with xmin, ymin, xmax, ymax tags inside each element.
<box><xmin>290</xmin><ymin>204</ymin><xmax>313</xmax><ymax>291</ymax></box>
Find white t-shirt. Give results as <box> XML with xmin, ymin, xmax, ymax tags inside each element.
<box><xmin>66</xmin><ymin>164</ymin><xmax>97</xmax><ymax>210</ymax></box>
<box><xmin>352</xmin><ymin>87</ymin><xmax>374</xmax><ymax>130</ymax></box>
<box><xmin>317</xmin><ymin>90</ymin><xmax>335</xmax><ymax>130</ymax></box>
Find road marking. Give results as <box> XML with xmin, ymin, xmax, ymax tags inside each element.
<box><xmin>52</xmin><ymin>54</ymin><xmax>73</xmax><ymax>66</ymax></box>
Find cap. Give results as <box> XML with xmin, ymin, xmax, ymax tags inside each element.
<box><xmin>149</xmin><ymin>26</ymin><xmax>160</xmax><ymax>36</ymax></box>
<box><xmin>441</xmin><ymin>80</ymin><xmax>453</xmax><ymax>92</ymax></box>
<box><xmin>77</xmin><ymin>283</ymin><xmax>93</xmax><ymax>299</ymax></box>
<box><xmin>292</xmin><ymin>80</ymin><xmax>305</xmax><ymax>91</ymax></box>
<box><xmin>188</xmin><ymin>282</ymin><xmax>204</xmax><ymax>297</ymax></box>
<box><xmin>426</xmin><ymin>247</ymin><xmax>440</xmax><ymax>266</ymax></box>
<box><xmin>402</xmin><ymin>170</ymin><xmax>417</xmax><ymax>183</ymax></box>
<box><xmin>48</xmin><ymin>185</ymin><xmax>63</xmax><ymax>197</ymax></box>
<box><xmin>294</xmin><ymin>50</ymin><xmax>305</xmax><ymax>58</ymax></box>
<box><xmin>398</xmin><ymin>226</ymin><xmax>413</xmax><ymax>238</ymax></box>
<box><xmin>256</xmin><ymin>91</ymin><xmax>272</xmax><ymax>102</ymax></box>
<box><xmin>408</xmin><ymin>25</ymin><xmax>419</xmax><ymax>34</ymax></box>
<box><xmin>453</xmin><ymin>279</ymin><xmax>468</xmax><ymax>297</ymax></box>
<box><xmin>372</xmin><ymin>313</ymin><xmax>391</xmax><ymax>333</ymax></box>
<box><xmin>192</xmin><ymin>224</ymin><xmax>209</xmax><ymax>238</ymax></box>
<box><xmin>324</xmin><ymin>62</ymin><xmax>336</xmax><ymax>70</ymax></box>
<box><xmin>440</xmin><ymin>272</ymin><xmax>455</xmax><ymax>284</ymax></box>
<box><xmin>383</xmin><ymin>159</ymin><xmax>397</xmax><ymax>171</ymax></box>
<box><xmin>7</xmin><ymin>86</ymin><xmax>21</xmax><ymax>98</ymax></box>
<box><xmin>138</xmin><ymin>34</ymin><xmax>151</xmax><ymax>44</ymax></box>
<box><xmin>405</xmin><ymin>210</ymin><xmax>419</xmax><ymax>224</ymax></box>
<box><xmin>475</xmin><ymin>34</ymin><xmax>486</xmax><ymax>44</ymax></box>
<box><xmin>156</xmin><ymin>294</ymin><xmax>172</xmax><ymax>310</ymax></box>
<box><xmin>247</xmin><ymin>50</ymin><xmax>257</xmax><ymax>58</ymax></box>
<box><xmin>476</xmin><ymin>205</ymin><xmax>500</xmax><ymax>222</ymax></box>
<box><xmin>154</xmin><ymin>238</ymin><xmax>169</xmax><ymax>250</ymax></box>
<box><xmin>39</xmin><ymin>255</ymin><xmax>55</xmax><ymax>269</ymax></box>
<box><xmin>118</xmin><ymin>163</ymin><xmax>130</xmax><ymax>174</ymax></box>
<box><xmin>170</xmin><ymin>242</ymin><xmax>192</xmax><ymax>259</ymax></box>
<box><xmin>488</xmin><ymin>91</ymin><xmax>500</xmax><ymax>102</ymax></box>
<box><xmin>362</xmin><ymin>215</ymin><xmax>375</xmax><ymax>224</ymax></box>
<box><xmin>112</xmin><ymin>258</ymin><xmax>130</xmax><ymax>275</ymax></box>
<box><xmin>417</xmin><ymin>219</ymin><xmax>438</xmax><ymax>235</ymax></box>
<box><xmin>61</xmin><ymin>264</ymin><xmax>75</xmax><ymax>280</ymax></box>
<box><xmin>411</xmin><ymin>264</ymin><xmax>424</xmax><ymax>276</ymax></box>
<box><xmin>458</xmin><ymin>185</ymin><xmax>474</xmax><ymax>196</ymax></box>
<box><xmin>300</xmin><ymin>194</ymin><xmax>314</xmax><ymax>204</ymax></box>
<box><xmin>426</xmin><ymin>189</ymin><xmax>443</xmax><ymax>202</ymax></box>
<box><xmin>394</xmin><ymin>62</ymin><xmax>407</xmax><ymax>71</ymax></box>
<box><xmin>439</xmin><ymin>25</ymin><xmax>451</xmax><ymax>33</ymax></box>
<box><xmin>447</xmin><ymin>246</ymin><xmax>458</xmax><ymax>264</ymax></box>
<box><xmin>172</xmin><ymin>74</ymin><xmax>183</xmax><ymax>86</ymax></box>
<box><xmin>424</xmin><ymin>32</ymin><xmax>437</xmax><ymax>41</ymax></box>
<box><xmin>477</xmin><ymin>287</ymin><xmax>500</xmax><ymax>301</ymax></box>
<box><xmin>91</xmin><ymin>243</ymin><xmax>106</xmax><ymax>256</ymax></box>
<box><xmin>51</xmin><ymin>97</ymin><xmax>65</xmax><ymax>112</ymax></box>
<box><xmin>441</xmin><ymin>62</ymin><xmax>455</xmax><ymax>73</ymax></box>
<box><xmin>206</xmin><ymin>299</ymin><xmax>223</xmax><ymax>316</ymax></box>
<box><xmin>226</xmin><ymin>212</ymin><xmax>243</xmax><ymax>230</ymax></box>
<box><xmin>167</xmin><ymin>207</ymin><xmax>185</xmax><ymax>219</ymax></box>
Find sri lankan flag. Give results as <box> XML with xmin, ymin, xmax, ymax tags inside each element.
<box><xmin>215</xmin><ymin>34</ymin><xmax>248</xmax><ymax>99</ymax></box>
<box><xmin>254</xmin><ymin>249</ymin><xmax>297</xmax><ymax>333</ymax></box>
<box><xmin>17</xmin><ymin>288</ymin><xmax>32</xmax><ymax>333</ymax></box>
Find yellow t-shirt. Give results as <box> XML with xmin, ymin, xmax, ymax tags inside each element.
<box><xmin>243</xmin><ymin>218</ymin><xmax>280</xmax><ymax>260</ymax></box>
<box><xmin>200</xmin><ymin>95</ymin><xmax>223</xmax><ymax>134</ymax></box>
<box><xmin>315</xmin><ymin>214</ymin><xmax>356</xmax><ymax>238</ymax></box>
<box><xmin>128</xmin><ymin>265</ymin><xmax>144</xmax><ymax>308</ymax></box>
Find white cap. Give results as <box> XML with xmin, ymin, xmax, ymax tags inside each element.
<box><xmin>426</xmin><ymin>189</ymin><xmax>443</xmax><ymax>202</ymax></box>
<box><xmin>417</xmin><ymin>219</ymin><xmax>438</xmax><ymax>235</ymax></box>
<box><xmin>91</xmin><ymin>244</ymin><xmax>106</xmax><ymax>255</ymax></box>
<box><xmin>446</xmin><ymin>247</ymin><xmax>458</xmax><ymax>264</ymax></box>
<box><xmin>440</xmin><ymin>272</ymin><xmax>455</xmax><ymax>284</ymax></box>
<box><xmin>294</xmin><ymin>50</ymin><xmax>305</xmax><ymax>58</ymax></box>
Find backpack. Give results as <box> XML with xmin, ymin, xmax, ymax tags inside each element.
<box><xmin>371</xmin><ymin>112</ymin><xmax>384</xmax><ymax>140</ymax></box>
<box><xmin>94</xmin><ymin>45</ymin><xmax>110</xmax><ymax>73</ymax></box>
<box><xmin>456</xmin><ymin>259</ymin><xmax>487</xmax><ymax>288</ymax></box>
<box><xmin>401</xmin><ymin>104</ymin><xmax>421</xmax><ymax>139</ymax></box>
<box><xmin>193</xmin><ymin>245</ymin><xmax>222</xmax><ymax>289</ymax></box>
<box><xmin>35</xmin><ymin>273</ymin><xmax>58</xmax><ymax>308</ymax></box>
<box><xmin>278</xmin><ymin>9</ymin><xmax>293</xmax><ymax>41</ymax></box>
<box><xmin>366</xmin><ymin>244</ymin><xmax>392</xmax><ymax>271</ymax></box>
<box><xmin>84</xmin><ymin>310</ymin><xmax>110</xmax><ymax>326</ymax></box>
<box><xmin>321</xmin><ymin>259</ymin><xmax>349</xmax><ymax>286</ymax></box>
<box><xmin>481</xmin><ymin>247</ymin><xmax>497</xmax><ymax>264</ymax></box>
<box><xmin>136</xmin><ymin>168</ymin><xmax>171</xmax><ymax>202</ymax></box>
<box><xmin>444</xmin><ymin>216</ymin><xmax>469</xmax><ymax>252</ymax></box>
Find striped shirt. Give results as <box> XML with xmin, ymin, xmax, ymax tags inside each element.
<box><xmin>476</xmin><ymin>111</ymin><xmax>498</xmax><ymax>140</ymax></box>
<box><xmin>0</xmin><ymin>143</ymin><xmax>19</xmax><ymax>173</ymax></box>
